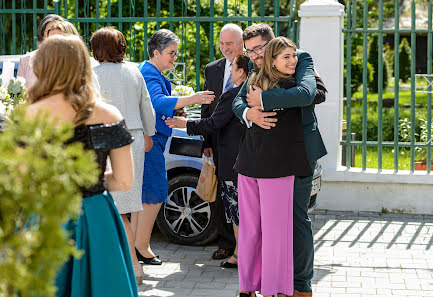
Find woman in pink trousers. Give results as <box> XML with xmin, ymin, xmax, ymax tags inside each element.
<box><xmin>234</xmin><ymin>37</ymin><xmax>313</xmax><ymax>297</ymax></box>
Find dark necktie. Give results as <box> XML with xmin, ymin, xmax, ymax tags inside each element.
<box><xmin>223</xmin><ymin>63</ymin><xmax>235</xmax><ymax>93</ymax></box>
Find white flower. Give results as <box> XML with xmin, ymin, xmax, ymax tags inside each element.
<box><xmin>16</xmin><ymin>76</ymin><xmax>27</xmax><ymax>87</ymax></box>
<box><xmin>0</xmin><ymin>101</ymin><xmax>5</xmax><ymax>115</ymax></box>
<box><xmin>0</xmin><ymin>86</ymin><xmax>8</xmax><ymax>101</ymax></box>
<box><xmin>172</xmin><ymin>85</ymin><xmax>195</xmax><ymax>97</ymax></box>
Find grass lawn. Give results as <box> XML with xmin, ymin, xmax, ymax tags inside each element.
<box><xmin>348</xmin><ymin>146</ymin><xmax>414</xmax><ymax>170</ymax></box>
<box><xmin>352</xmin><ymin>89</ymin><xmax>430</xmax><ymax>106</ymax></box>
<box><xmin>351</xmin><ymin>77</ymin><xmax>432</xmax><ymax>106</ymax></box>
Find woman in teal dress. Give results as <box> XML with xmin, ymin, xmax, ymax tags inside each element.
<box><xmin>26</xmin><ymin>35</ymin><xmax>138</xmax><ymax>297</ymax></box>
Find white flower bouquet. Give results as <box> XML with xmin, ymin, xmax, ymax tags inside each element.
<box><xmin>171</xmin><ymin>85</ymin><xmax>199</xmax><ymax>116</ymax></box>
<box><xmin>171</xmin><ymin>85</ymin><xmax>195</xmax><ymax>97</ymax></box>
<box><xmin>0</xmin><ymin>77</ymin><xmax>26</xmax><ymax>115</ymax></box>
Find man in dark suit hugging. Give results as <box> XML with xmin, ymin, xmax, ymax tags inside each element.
<box><xmin>232</xmin><ymin>23</ymin><xmax>327</xmax><ymax>297</ymax></box>
<box><xmin>202</xmin><ymin>23</ymin><xmax>244</xmax><ymax>260</ymax></box>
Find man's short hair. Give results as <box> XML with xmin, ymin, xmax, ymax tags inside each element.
<box><xmin>242</xmin><ymin>23</ymin><xmax>275</xmax><ymax>42</ymax></box>
<box><xmin>220</xmin><ymin>23</ymin><xmax>243</xmax><ymax>39</ymax></box>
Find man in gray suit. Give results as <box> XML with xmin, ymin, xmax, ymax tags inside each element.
<box><xmin>202</xmin><ymin>24</ymin><xmax>244</xmax><ymax>260</ymax></box>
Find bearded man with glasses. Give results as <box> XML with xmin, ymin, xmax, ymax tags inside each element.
<box><xmin>232</xmin><ymin>23</ymin><xmax>327</xmax><ymax>297</ymax></box>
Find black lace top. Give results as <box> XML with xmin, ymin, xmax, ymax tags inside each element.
<box><xmin>66</xmin><ymin>120</ymin><xmax>134</xmax><ymax>197</ymax></box>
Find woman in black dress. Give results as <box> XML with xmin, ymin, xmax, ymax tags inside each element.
<box><xmin>26</xmin><ymin>35</ymin><xmax>138</xmax><ymax>297</ymax></box>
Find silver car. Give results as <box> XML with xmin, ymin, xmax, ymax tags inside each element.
<box><xmin>158</xmin><ymin>117</ymin><xmax>322</xmax><ymax>245</ymax></box>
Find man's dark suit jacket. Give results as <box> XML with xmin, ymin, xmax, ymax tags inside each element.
<box><xmin>232</xmin><ymin>50</ymin><xmax>327</xmax><ymax>165</ymax></box>
<box><xmin>202</xmin><ymin>58</ymin><xmax>226</xmax><ymax>151</ymax></box>
<box><xmin>187</xmin><ymin>86</ymin><xmax>246</xmax><ymax>181</ymax></box>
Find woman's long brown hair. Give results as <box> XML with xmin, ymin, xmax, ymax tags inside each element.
<box><xmin>26</xmin><ymin>35</ymin><xmax>95</xmax><ymax>126</ymax></box>
<box><xmin>247</xmin><ymin>36</ymin><xmax>297</xmax><ymax>91</ymax></box>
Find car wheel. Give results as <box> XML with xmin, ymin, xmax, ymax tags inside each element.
<box><xmin>156</xmin><ymin>173</ymin><xmax>218</xmax><ymax>245</ymax></box>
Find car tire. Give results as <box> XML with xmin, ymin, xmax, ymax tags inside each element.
<box><xmin>156</xmin><ymin>173</ymin><xmax>218</xmax><ymax>245</ymax></box>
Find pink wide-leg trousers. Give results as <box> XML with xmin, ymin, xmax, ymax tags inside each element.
<box><xmin>237</xmin><ymin>174</ymin><xmax>294</xmax><ymax>297</ymax></box>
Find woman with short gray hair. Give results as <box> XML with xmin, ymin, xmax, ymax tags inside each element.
<box><xmin>135</xmin><ymin>29</ymin><xmax>215</xmax><ymax>265</ymax></box>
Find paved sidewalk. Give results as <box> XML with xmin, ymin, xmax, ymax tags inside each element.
<box><xmin>138</xmin><ymin>210</ymin><xmax>433</xmax><ymax>297</ymax></box>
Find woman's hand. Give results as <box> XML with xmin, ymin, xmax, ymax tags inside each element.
<box><xmin>144</xmin><ymin>135</ymin><xmax>153</xmax><ymax>152</ymax></box>
<box><xmin>188</xmin><ymin>91</ymin><xmax>215</xmax><ymax>105</ymax></box>
<box><xmin>165</xmin><ymin>116</ymin><xmax>187</xmax><ymax>129</ymax></box>
<box><xmin>246</xmin><ymin>85</ymin><xmax>263</xmax><ymax>108</ymax></box>
<box><xmin>174</xmin><ymin>90</ymin><xmax>215</xmax><ymax>110</ymax></box>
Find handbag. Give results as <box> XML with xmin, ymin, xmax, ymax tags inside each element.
<box><xmin>195</xmin><ymin>157</ymin><xmax>218</xmax><ymax>203</ymax></box>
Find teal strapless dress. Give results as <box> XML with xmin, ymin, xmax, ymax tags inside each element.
<box><xmin>56</xmin><ymin>121</ymin><xmax>138</xmax><ymax>297</ymax></box>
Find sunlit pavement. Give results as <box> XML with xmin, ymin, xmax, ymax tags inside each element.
<box><xmin>137</xmin><ymin>210</ymin><xmax>433</xmax><ymax>297</ymax></box>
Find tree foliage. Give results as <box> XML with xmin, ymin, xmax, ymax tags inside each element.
<box><xmin>399</xmin><ymin>37</ymin><xmax>411</xmax><ymax>83</ymax></box>
<box><xmin>0</xmin><ymin>107</ymin><xmax>98</xmax><ymax>297</ymax></box>
<box><xmin>367</xmin><ymin>34</ymin><xmax>389</xmax><ymax>93</ymax></box>
<box><xmin>2</xmin><ymin>0</ymin><xmax>297</xmax><ymax>90</ymax></box>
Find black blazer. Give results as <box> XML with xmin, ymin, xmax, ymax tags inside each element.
<box><xmin>187</xmin><ymin>86</ymin><xmax>245</xmax><ymax>181</ymax></box>
<box><xmin>201</xmin><ymin>58</ymin><xmax>226</xmax><ymax>151</ymax></box>
<box><xmin>234</xmin><ymin>78</ymin><xmax>312</xmax><ymax>178</ymax></box>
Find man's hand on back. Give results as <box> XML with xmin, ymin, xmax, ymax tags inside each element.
<box><xmin>246</xmin><ymin>106</ymin><xmax>277</xmax><ymax>130</ymax></box>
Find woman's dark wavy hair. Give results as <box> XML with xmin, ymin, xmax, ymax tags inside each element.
<box><xmin>90</xmin><ymin>27</ymin><xmax>127</xmax><ymax>63</ymax></box>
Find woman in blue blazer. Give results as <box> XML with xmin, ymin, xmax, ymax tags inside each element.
<box><xmin>134</xmin><ymin>29</ymin><xmax>214</xmax><ymax>266</ymax></box>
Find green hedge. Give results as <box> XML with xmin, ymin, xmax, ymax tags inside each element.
<box><xmin>348</xmin><ymin>105</ymin><xmax>424</xmax><ymax>142</ymax></box>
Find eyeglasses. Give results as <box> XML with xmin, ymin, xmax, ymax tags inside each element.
<box><xmin>245</xmin><ymin>39</ymin><xmax>271</xmax><ymax>57</ymax></box>
<box><xmin>165</xmin><ymin>50</ymin><xmax>178</xmax><ymax>58</ymax></box>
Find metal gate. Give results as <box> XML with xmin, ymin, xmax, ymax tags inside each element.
<box><xmin>0</xmin><ymin>0</ymin><xmax>298</xmax><ymax>90</ymax></box>
<box><xmin>343</xmin><ymin>0</ymin><xmax>432</xmax><ymax>172</ymax></box>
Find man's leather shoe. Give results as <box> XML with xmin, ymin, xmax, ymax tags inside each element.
<box><xmin>212</xmin><ymin>248</ymin><xmax>234</xmax><ymax>259</ymax></box>
<box><xmin>293</xmin><ymin>290</ymin><xmax>312</xmax><ymax>297</ymax></box>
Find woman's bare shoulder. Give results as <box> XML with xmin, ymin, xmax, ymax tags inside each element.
<box><xmin>88</xmin><ymin>100</ymin><xmax>124</xmax><ymax>125</ymax></box>
<box><xmin>26</xmin><ymin>94</ymin><xmax>75</xmax><ymax>123</ymax></box>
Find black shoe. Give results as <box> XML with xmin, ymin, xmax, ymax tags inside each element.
<box><xmin>239</xmin><ymin>293</ymin><xmax>253</xmax><ymax>297</ymax></box>
<box><xmin>221</xmin><ymin>253</ymin><xmax>237</xmax><ymax>268</ymax></box>
<box><xmin>136</xmin><ymin>248</ymin><xmax>162</xmax><ymax>265</ymax></box>
<box><xmin>220</xmin><ymin>261</ymin><xmax>237</xmax><ymax>268</ymax></box>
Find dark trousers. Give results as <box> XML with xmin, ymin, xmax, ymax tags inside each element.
<box><xmin>216</xmin><ymin>183</ymin><xmax>236</xmax><ymax>250</ymax></box>
<box><xmin>293</xmin><ymin>161</ymin><xmax>316</xmax><ymax>293</ymax></box>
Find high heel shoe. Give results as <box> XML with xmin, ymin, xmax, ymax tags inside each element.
<box><xmin>135</xmin><ymin>248</ymin><xmax>162</xmax><ymax>265</ymax></box>
<box><xmin>133</xmin><ymin>264</ymin><xmax>144</xmax><ymax>285</ymax></box>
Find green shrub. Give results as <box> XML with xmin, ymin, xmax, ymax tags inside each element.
<box><xmin>399</xmin><ymin>38</ymin><xmax>411</xmax><ymax>83</ymax></box>
<box><xmin>0</xmin><ymin>107</ymin><xmax>98</xmax><ymax>297</ymax></box>
<box><xmin>344</xmin><ymin>56</ymin><xmax>374</xmax><ymax>96</ymax></box>
<box><xmin>367</xmin><ymin>35</ymin><xmax>390</xmax><ymax>93</ymax></box>
<box><xmin>348</xmin><ymin>104</ymin><xmax>423</xmax><ymax>142</ymax></box>
<box><xmin>383</xmin><ymin>43</ymin><xmax>394</xmax><ymax>78</ymax></box>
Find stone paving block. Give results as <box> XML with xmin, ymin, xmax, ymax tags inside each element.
<box><xmin>190</xmin><ymin>288</ymin><xmax>235</xmax><ymax>296</ymax></box>
<box><xmin>138</xmin><ymin>210</ymin><xmax>433</xmax><ymax>297</ymax></box>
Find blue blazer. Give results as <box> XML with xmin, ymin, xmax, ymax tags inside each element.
<box><xmin>232</xmin><ymin>50</ymin><xmax>327</xmax><ymax>164</ymax></box>
<box><xmin>138</xmin><ymin>61</ymin><xmax>178</xmax><ymax>137</ymax></box>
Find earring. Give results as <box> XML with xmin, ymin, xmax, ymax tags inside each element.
<box><xmin>272</xmin><ymin>64</ymin><xmax>275</xmax><ymax>68</ymax></box>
